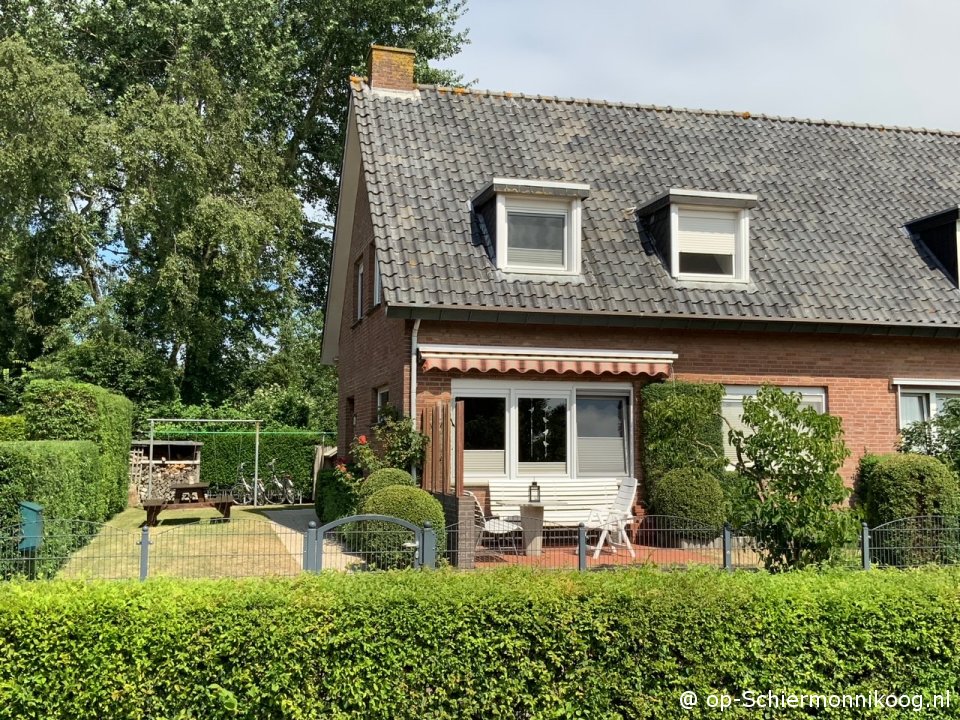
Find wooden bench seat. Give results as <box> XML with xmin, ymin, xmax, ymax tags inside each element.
<box><xmin>142</xmin><ymin>495</ymin><xmax>234</xmax><ymax>526</ymax></box>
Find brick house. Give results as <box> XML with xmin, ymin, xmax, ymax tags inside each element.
<box><xmin>321</xmin><ymin>45</ymin><xmax>960</xmax><ymax>522</ymax></box>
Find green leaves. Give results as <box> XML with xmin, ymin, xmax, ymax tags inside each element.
<box><xmin>731</xmin><ymin>386</ymin><xmax>857</xmax><ymax>570</ymax></box>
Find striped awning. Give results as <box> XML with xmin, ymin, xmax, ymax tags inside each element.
<box><xmin>418</xmin><ymin>344</ymin><xmax>676</xmax><ymax>378</ymax></box>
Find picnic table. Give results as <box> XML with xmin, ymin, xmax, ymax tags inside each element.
<box><xmin>141</xmin><ymin>482</ymin><xmax>234</xmax><ymax>527</ymax></box>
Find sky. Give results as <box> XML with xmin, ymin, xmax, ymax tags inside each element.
<box><xmin>435</xmin><ymin>0</ymin><xmax>960</xmax><ymax>131</ymax></box>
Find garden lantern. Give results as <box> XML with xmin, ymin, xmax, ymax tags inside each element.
<box><xmin>528</xmin><ymin>481</ymin><xmax>540</xmax><ymax>503</ymax></box>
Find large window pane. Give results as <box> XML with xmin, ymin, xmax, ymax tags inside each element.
<box><xmin>518</xmin><ymin>397</ymin><xmax>567</xmax><ymax>465</ymax></box>
<box><xmin>462</xmin><ymin>397</ymin><xmax>506</xmax><ymax>475</ymax></box>
<box><xmin>721</xmin><ymin>387</ymin><xmax>826</xmax><ymax>463</ymax></box>
<box><xmin>577</xmin><ymin>396</ymin><xmax>628</xmax><ymax>475</ymax></box>
<box><xmin>507</xmin><ymin>212</ymin><xmax>565</xmax><ymax>267</ymax></box>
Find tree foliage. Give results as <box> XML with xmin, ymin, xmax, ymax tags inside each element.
<box><xmin>0</xmin><ymin>0</ymin><xmax>468</xmax><ymax>407</ymax></box>
<box><xmin>731</xmin><ymin>386</ymin><xmax>858</xmax><ymax>570</ymax></box>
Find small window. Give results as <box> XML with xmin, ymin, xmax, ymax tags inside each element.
<box><xmin>518</xmin><ymin>397</ymin><xmax>567</xmax><ymax>474</ymax></box>
<box><xmin>721</xmin><ymin>386</ymin><xmax>826</xmax><ymax>463</ymax></box>
<box><xmin>354</xmin><ymin>261</ymin><xmax>364</xmax><ymax>321</ymax></box>
<box><xmin>496</xmin><ymin>195</ymin><xmax>582</xmax><ymax>274</ymax></box>
<box><xmin>674</xmin><ymin>207</ymin><xmax>745</xmax><ymax>280</ymax></box>
<box><xmin>372</xmin><ymin>258</ymin><xmax>382</xmax><ymax>306</ymax></box>
<box><xmin>376</xmin><ymin>386</ymin><xmax>390</xmax><ymax>422</ymax></box>
<box><xmin>462</xmin><ymin>396</ymin><xmax>506</xmax><ymax>475</ymax></box>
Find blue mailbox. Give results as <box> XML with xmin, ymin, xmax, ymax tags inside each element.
<box><xmin>18</xmin><ymin>501</ymin><xmax>43</xmax><ymax>552</ymax></box>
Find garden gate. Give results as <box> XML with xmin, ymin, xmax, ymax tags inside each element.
<box><xmin>306</xmin><ymin>515</ymin><xmax>437</xmax><ymax>572</ymax></box>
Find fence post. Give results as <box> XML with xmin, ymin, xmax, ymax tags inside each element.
<box><xmin>422</xmin><ymin>523</ymin><xmax>436</xmax><ymax>569</ymax></box>
<box><xmin>304</xmin><ymin>521</ymin><xmax>320</xmax><ymax>573</ymax></box>
<box><xmin>578</xmin><ymin>523</ymin><xmax>587</xmax><ymax>572</ymax></box>
<box><xmin>139</xmin><ymin>526</ymin><xmax>151</xmax><ymax>581</ymax></box>
<box><xmin>723</xmin><ymin>523</ymin><xmax>733</xmax><ymax>572</ymax></box>
<box><xmin>861</xmin><ymin>522</ymin><xmax>871</xmax><ymax>571</ymax></box>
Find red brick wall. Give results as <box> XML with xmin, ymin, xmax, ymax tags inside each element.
<box><xmin>335</xmin><ymin>173</ymin><xmax>410</xmax><ymax>451</ymax></box>
<box><xmin>413</xmin><ymin>321</ymin><xmax>960</xmax><ymax>483</ymax></box>
<box><xmin>368</xmin><ymin>46</ymin><xmax>415</xmax><ymax>92</ymax></box>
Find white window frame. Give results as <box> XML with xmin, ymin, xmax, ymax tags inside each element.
<box><xmin>893</xmin><ymin>379</ymin><xmax>960</xmax><ymax>429</ymax></box>
<box><xmin>721</xmin><ymin>385</ymin><xmax>827</xmax><ymax>464</ymax></box>
<box><xmin>452</xmin><ymin>379</ymin><xmax>633</xmax><ymax>482</ymax></box>
<box><xmin>496</xmin><ymin>195</ymin><xmax>582</xmax><ymax>275</ymax></box>
<box><xmin>671</xmin><ymin>204</ymin><xmax>750</xmax><ymax>283</ymax></box>
<box><xmin>372</xmin><ymin>257</ymin><xmax>382</xmax><ymax>306</ymax></box>
<box><xmin>376</xmin><ymin>385</ymin><xmax>390</xmax><ymax>421</ymax></box>
<box><xmin>355</xmin><ymin>261</ymin><xmax>364</xmax><ymax>321</ymax></box>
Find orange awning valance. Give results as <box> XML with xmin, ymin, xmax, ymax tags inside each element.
<box><xmin>418</xmin><ymin>345</ymin><xmax>676</xmax><ymax>378</ymax></box>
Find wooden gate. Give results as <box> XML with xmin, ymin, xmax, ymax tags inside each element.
<box><xmin>418</xmin><ymin>401</ymin><xmax>464</xmax><ymax>495</ymax></box>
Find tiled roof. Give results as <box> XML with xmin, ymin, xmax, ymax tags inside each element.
<box><xmin>352</xmin><ymin>81</ymin><xmax>960</xmax><ymax>329</ymax></box>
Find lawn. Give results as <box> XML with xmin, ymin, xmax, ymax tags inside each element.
<box><xmin>57</xmin><ymin>505</ymin><xmax>308</xmax><ymax>580</ymax></box>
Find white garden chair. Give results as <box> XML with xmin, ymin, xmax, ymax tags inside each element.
<box><xmin>584</xmin><ymin>476</ymin><xmax>638</xmax><ymax>559</ymax></box>
<box><xmin>466</xmin><ymin>491</ymin><xmax>522</xmax><ymax>556</ymax></box>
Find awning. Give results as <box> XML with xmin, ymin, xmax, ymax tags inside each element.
<box><xmin>418</xmin><ymin>344</ymin><xmax>676</xmax><ymax>378</ymax></box>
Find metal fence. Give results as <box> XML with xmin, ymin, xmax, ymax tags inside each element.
<box><xmin>5</xmin><ymin>514</ymin><xmax>960</xmax><ymax>581</ymax></box>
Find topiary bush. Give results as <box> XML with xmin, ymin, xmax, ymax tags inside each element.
<box><xmin>22</xmin><ymin>380</ymin><xmax>133</xmax><ymax>515</ymax></box>
<box><xmin>357</xmin><ymin>468</ymin><xmax>415</xmax><ymax>504</ymax></box>
<box><xmin>353</xmin><ymin>486</ymin><xmax>446</xmax><ymax>569</ymax></box>
<box><xmin>0</xmin><ymin>416</ymin><xmax>25</xmax><ymax>441</ymax></box>
<box><xmin>857</xmin><ymin>453</ymin><xmax>960</xmax><ymax>526</ymax></box>
<box><xmin>314</xmin><ymin>468</ymin><xmax>359</xmax><ymax>524</ymax></box>
<box><xmin>641</xmin><ymin>381</ymin><xmax>725</xmax><ymax>495</ymax></box>
<box><xmin>648</xmin><ymin>467</ymin><xmax>726</xmax><ymax>540</ymax></box>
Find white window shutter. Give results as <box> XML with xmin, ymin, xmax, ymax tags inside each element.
<box><xmin>677</xmin><ymin>209</ymin><xmax>737</xmax><ymax>255</ymax></box>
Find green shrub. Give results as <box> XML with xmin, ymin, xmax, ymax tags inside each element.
<box><xmin>314</xmin><ymin>468</ymin><xmax>358</xmax><ymax>524</ymax></box>
<box><xmin>0</xmin><ymin>416</ymin><xmax>25</xmax><ymax>441</ymax></box>
<box><xmin>22</xmin><ymin>380</ymin><xmax>133</xmax><ymax>515</ymax></box>
<box><xmin>357</xmin><ymin>467</ymin><xmax>415</xmax><ymax>504</ymax></box>
<box><xmin>641</xmin><ymin>381</ymin><xmax>725</xmax><ymax>492</ymax></box>
<box><xmin>355</xmin><ymin>486</ymin><xmax>446</xmax><ymax>568</ymax></box>
<box><xmin>648</xmin><ymin>467</ymin><xmax>726</xmax><ymax>533</ymax></box>
<box><xmin>0</xmin><ymin>441</ymin><xmax>102</xmax><ymax>578</ymax></box>
<box><xmin>731</xmin><ymin>386</ymin><xmax>857</xmax><ymax>570</ymax></box>
<box><xmin>4</xmin><ymin>569</ymin><xmax>960</xmax><ymax>718</ymax></box>
<box><xmin>720</xmin><ymin>469</ymin><xmax>754</xmax><ymax>527</ymax></box>
<box><xmin>857</xmin><ymin>453</ymin><xmax>960</xmax><ymax>526</ymax></box>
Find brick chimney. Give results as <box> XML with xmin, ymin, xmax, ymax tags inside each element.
<box><xmin>367</xmin><ymin>45</ymin><xmax>416</xmax><ymax>92</ymax></box>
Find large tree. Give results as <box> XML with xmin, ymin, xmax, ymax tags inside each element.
<box><xmin>0</xmin><ymin>0</ymin><xmax>467</xmax><ymax>404</ymax></box>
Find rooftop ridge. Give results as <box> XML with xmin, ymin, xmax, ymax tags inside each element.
<box><xmin>351</xmin><ymin>78</ymin><xmax>960</xmax><ymax>138</ymax></box>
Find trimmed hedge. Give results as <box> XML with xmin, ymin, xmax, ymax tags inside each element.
<box><xmin>357</xmin><ymin>467</ymin><xmax>415</xmax><ymax>504</ymax></box>
<box><xmin>22</xmin><ymin>380</ymin><xmax>133</xmax><ymax>515</ymax></box>
<box><xmin>0</xmin><ymin>416</ymin><xmax>25</xmax><ymax>441</ymax></box>
<box><xmin>642</xmin><ymin>381</ymin><xmax>725</xmax><ymax>491</ymax></box>
<box><xmin>649</xmin><ymin>467</ymin><xmax>727</xmax><ymax>530</ymax></box>
<box><xmin>4</xmin><ymin>569</ymin><xmax>960</xmax><ymax>718</ymax></box>
<box><xmin>357</xmin><ymin>486</ymin><xmax>446</xmax><ymax>567</ymax></box>
<box><xmin>315</xmin><ymin>469</ymin><xmax>358</xmax><ymax>524</ymax></box>
<box><xmin>0</xmin><ymin>441</ymin><xmax>102</xmax><ymax>528</ymax></box>
<box><xmin>857</xmin><ymin>453</ymin><xmax>960</xmax><ymax>526</ymax></box>
<box><xmin>169</xmin><ymin>430</ymin><xmax>322</xmax><ymax>499</ymax></box>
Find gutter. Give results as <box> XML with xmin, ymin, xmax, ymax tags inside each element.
<box><xmin>410</xmin><ymin>318</ymin><xmax>421</xmax><ymax>481</ymax></box>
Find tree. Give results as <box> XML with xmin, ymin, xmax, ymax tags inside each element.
<box><xmin>730</xmin><ymin>386</ymin><xmax>858</xmax><ymax>570</ymax></box>
<box><xmin>0</xmin><ymin>0</ymin><xmax>468</xmax><ymax>404</ymax></box>
<box><xmin>899</xmin><ymin>399</ymin><xmax>960</xmax><ymax>475</ymax></box>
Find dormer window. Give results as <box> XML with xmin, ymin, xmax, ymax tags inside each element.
<box><xmin>639</xmin><ymin>188</ymin><xmax>757</xmax><ymax>283</ymax></box>
<box><xmin>473</xmin><ymin>178</ymin><xmax>589</xmax><ymax>275</ymax></box>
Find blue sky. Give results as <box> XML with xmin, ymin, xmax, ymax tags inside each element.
<box><xmin>435</xmin><ymin>0</ymin><xmax>960</xmax><ymax>131</ymax></box>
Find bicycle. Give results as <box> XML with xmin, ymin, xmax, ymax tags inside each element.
<box><xmin>230</xmin><ymin>462</ymin><xmax>275</xmax><ymax>505</ymax></box>
<box><xmin>266</xmin><ymin>459</ymin><xmax>300</xmax><ymax>505</ymax></box>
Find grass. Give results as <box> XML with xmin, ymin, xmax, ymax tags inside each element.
<box><xmin>57</xmin><ymin>505</ymin><xmax>310</xmax><ymax>580</ymax></box>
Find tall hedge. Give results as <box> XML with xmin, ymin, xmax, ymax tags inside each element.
<box><xmin>642</xmin><ymin>381</ymin><xmax>725</xmax><ymax>492</ymax></box>
<box><xmin>0</xmin><ymin>416</ymin><xmax>25</xmax><ymax>441</ymax></box>
<box><xmin>4</xmin><ymin>569</ymin><xmax>960</xmax><ymax>718</ymax></box>
<box><xmin>857</xmin><ymin>453</ymin><xmax>960</xmax><ymax>526</ymax></box>
<box><xmin>22</xmin><ymin>381</ymin><xmax>134</xmax><ymax>514</ymax></box>
<box><xmin>164</xmin><ymin>430</ymin><xmax>323</xmax><ymax>499</ymax></box>
<box><xmin>0</xmin><ymin>441</ymin><xmax>102</xmax><ymax>527</ymax></box>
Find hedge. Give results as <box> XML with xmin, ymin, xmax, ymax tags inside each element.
<box><xmin>357</xmin><ymin>467</ymin><xmax>415</xmax><ymax>504</ymax></box>
<box><xmin>3</xmin><ymin>569</ymin><xmax>960</xmax><ymax>718</ymax></box>
<box><xmin>0</xmin><ymin>416</ymin><xmax>25</xmax><ymax>442</ymax></box>
<box><xmin>314</xmin><ymin>469</ymin><xmax>358</xmax><ymax>524</ymax></box>
<box><xmin>642</xmin><ymin>381</ymin><xmax>725</xmax><ymax>492</ymax></box>
<box><xmin>857</xmin><ymin>453</ymin><xmax>960</xmax><ymax>526</ymax></box>
<box><xmin>648</xmin><ymin>467</ymin><xmax>727</xmax><ymax>532</ymax></box>
<box><xmin>22</xmin><ymin>380</ymin><xmax>133</xmax><ymax>515</ymax></box>
<box><xmin>162</xmin><ymin>430</ymin><xmax>323</xmax><ymax>499</ymax></box>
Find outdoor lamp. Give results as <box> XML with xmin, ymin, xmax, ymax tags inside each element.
<box><xmin>528</xmin><ymin>481</ymin><xmax>540</xmax><ymax>503</ymax></box>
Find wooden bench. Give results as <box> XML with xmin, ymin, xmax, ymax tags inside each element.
<box><xmin>141</xmin><ymin>493</ymin><xmax>234</xmax><ymax>527</ymax></box>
